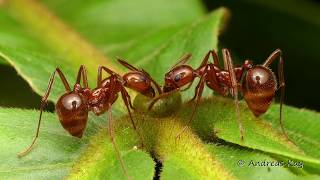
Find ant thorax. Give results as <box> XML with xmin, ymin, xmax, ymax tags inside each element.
<box><xmin>89</xmin><ymin>87</ymin><xmax>117</xmax><ymax>116</ymax></box>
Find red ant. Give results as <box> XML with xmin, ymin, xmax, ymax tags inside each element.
<box><xmin>150</xmin><ymin>49</ymin><xmax>287</xmax><ymax>141</ymax></box>
<box><xmin>17</xmin><ymin>59</ymin><xmax>161</xmax><ymax>180</ymax></box>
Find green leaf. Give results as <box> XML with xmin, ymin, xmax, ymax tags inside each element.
<box><xmin>264</xmin><ymin>105</ymin><xmax>320</xmax><ymax>173</ymax></box>
<box><xmin>0</xmin><ymin>108</ymin><xmax>83</xmax><ymax>179</ymax></box>
<box><xmin>68</xmin><ymin>123</ymin><xmax>154</xmax><ymax>180</ymax></box>
<box><xmin>206</xmin><ymin>144</ymin><xmax>320</xmax><ymax>180</ymax></box>
<box><xmin>0</xmin><ymin>108</ymin><xmax>154</xmax><ymax>179</ymax></box>
<box><xmin>42</xmin><ymin>0</ymin><xmax>206</xmax><ymax>48</ymax></box>
<box><xmin>264</xmin><ymin>105</ymin><xmax>320</xmax><ymax>159</ymax></box>
<box><xmin>132</xmin><ymin>94</ymin><xmax>320</xmax><ymax>178</ymax></box>
<box><xmin>178</xmin><ymin>96</ymin><xmax>320</xmax><ymax>168</ymax></box>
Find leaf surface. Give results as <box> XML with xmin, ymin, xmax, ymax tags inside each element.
<box><xmin>177</xmin><ymin>97</ymin><xmax>320</xmax><ymax>167</ymax></box>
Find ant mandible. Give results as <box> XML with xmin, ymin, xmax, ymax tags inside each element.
<box><xmin>150</xmin><ymin>48</ymin><xmax>287</xmax><ymax>141</ymax></box>
<box><xmin>17</xmin><ymin>59</ymin><xmax>161</xmax><ymax>180</ymax></box>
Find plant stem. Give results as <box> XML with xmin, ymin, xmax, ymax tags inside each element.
<box><xmin>69</xmin><ymin>112</ymin><xmax>234</xmax><ymax>179</ymax></box>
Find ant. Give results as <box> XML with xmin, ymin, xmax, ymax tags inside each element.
<box><xmin>17</xmin><ymin>59</ymin><xmax>161</xmax><ymax>180</ymax></box>
<box><xmin>149</xmin><ymin>48</ymin><xmax>287</xmax><ymax>141</ymax></box>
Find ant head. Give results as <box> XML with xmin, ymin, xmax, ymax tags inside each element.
<box><xmin>56</xmin><ymin>91</ymin><xmax>89</xmax><ymax>137</ymax></box>
<box><xmin>243</xmin><ymin>60</ymin><xmax>253</xmax><ymax>70</ymax></box>
<box><xmin>123</xmin><ymin>72</ymin><xmax>156</xmax><ymax>98</ymax></box>
<box><xmin>164</xmin><ymin>65</ymin><xmax>195</xmax><ymax>92</ymax></box>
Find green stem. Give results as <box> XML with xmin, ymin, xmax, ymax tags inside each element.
<box><xmin>150</xmin><ymin>117</ymin><xmax>235</xmax><ymax>179</ymax></box>
<box><xmin>68</xmin><ymin>111</ymin><xmax>234</xmax><ymax>179</ymax></box>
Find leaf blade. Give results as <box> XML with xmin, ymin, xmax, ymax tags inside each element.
<box><xmin>180</xmin><ymin>96</ymin><xmax>320</xmax><ymax>166</ymax></box>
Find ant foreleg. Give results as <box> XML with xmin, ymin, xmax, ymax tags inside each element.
<box><xmin>17</xmin><ymin>68</ymin><xmax>71</xmax><ymax>157</ymax></box>
<box><xmin>189</xmin><ymin>76</ymin><xmax>203</xmax><ymax>102</ymax></box>
<box><xmin>141</xmin><ymin>69</ymin><xmax>162</xmax><ymax>95</ymax></box>
<box><xmin>107</xmin><ymin>104</ymin><xmax>132</xmax><ymax>180</ymax></box>
<box><xmin>76</xmin><ymin>65</ymin><xmax>89</xmax><ymax>88</ymax></box>
<box><xmin>120</xmin><ymin>87</ymin><xmax>145</xmax><ymax>147</ymax></box>
<box><xmin>263</xmin><ymin>49</ymin><xmax>291</xmax><ymax>142</ymax></box>
<box><xmin>176</xmin><ymin>74</ymin><xmax>206</xmax><ymax>139</ymax></box>
<box><xmin>147</xmin><ymin>89</ymin><xmax>180</xmax><ymax>111</ymax></box>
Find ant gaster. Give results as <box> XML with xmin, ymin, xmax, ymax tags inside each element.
<box><xmin>150</xmin><ymin>49</ymin><xmax>287</xmax><ymax>141</ymax></box>
<box><xmin>18</xmin><ymin>59</ymin><xmax>161</xmax><ymax>180</ymax></box>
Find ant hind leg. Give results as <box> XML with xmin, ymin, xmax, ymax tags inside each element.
<box><xmin>222</xmin><ymin>49</ymin><xmax>244</xmax><ymax>140</ymax></box>
<box><xmin>263</xmin><ymin>49</ymin><xmax>293</xmax><ymax>143</ymax></box>
<box><xmin>17</xmin><ymin>68</ymin><xmax>71</xmax><ymax>157</ymax></box>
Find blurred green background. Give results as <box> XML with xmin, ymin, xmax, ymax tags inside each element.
<box><xmin>0</xmin><ymin>0</ymin><xmax>319</xmax><ymax>111</ymax></box>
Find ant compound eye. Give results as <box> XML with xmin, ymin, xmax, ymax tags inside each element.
<box><xmin>131</xmin><ymin>75</ymin><xmax>147</xmax><ymax>84</ymax></box>
<box><xmin>174</xmin><ymin>72</ymin><xmax>185</xmax><ymax>82</ymax></box>
<box><xmin>174</xmin><ymin>74</ymin><xmax>181</xmax><ymax>82</ymax></box>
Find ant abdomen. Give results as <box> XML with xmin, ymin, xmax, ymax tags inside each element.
<box><xmin>242</xmin><ymin>65</ymin><xmax>277</xmax><ymax>117</ymax></box>
<box><xmin>56</xmin><ymin>93</ymin><xmax>89</xmax><ymax>138</ymax></box>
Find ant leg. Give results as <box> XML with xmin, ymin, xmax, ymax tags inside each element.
<box><xmin>141</xmin><ymin>69</ymin><xmax>162</xmax><ymax>95</ymax></box>
<box><xmin>189</xmin><ymin>75</ymin><xmax>204</xmax><ymax>102</ymax></box>
<box><xmin>263</xmin><ymin>49</ymin><xmax>290</xmax><ymax>140</ymax></box>
<box><xmin>211</xmin><ymin>49</ymin><xmax>221</xmax><ymax>67</ymax></box>
<box><xmin>148</xmin><ymin>78</ymin><xmax>195</xmax><ymax>110</ymax></box>
<box><xmin>76</xmin><ymin>65</ymin><xmax>89</xmax><ymax>88</ymax></box>
<box><xmin>128</xmin><ymin>98</ymin><xmax>135</xmax><ymax>111</ymax></box>
<box><xmin>222</xmin><ymin>49</ymin><xmax>244</xmax><ymax>140</ymax></box>
<box><xmin>148</xmin><ymin>88</ymin><xmax>180</xmax><ymax>111</ymax></box>
<box><xmin>176</xmin><ymin>74</ymin><xmax>206</xmax><ymax>138</ymax></box>
<box><xmin>263</xmin><ymin>48</ymin><xmax>282</xmax><ymax>67</ymax></box>
<box><xmin>97</xmin><ymin>65</ymin><xmax>103</xmax><ymax>86</ymax></box>
<box><xmin>17</xmin><ymin>68</ymin><xmax>71</xmax><ymax>157</ymax></box>
<box><xmin>97</xmin><ymin>66</ymin><xmax>117</xmax><ymax>86</ymax></box>
<box><xmin>107</xmin><ymin>104</ymin><xmax>132</xmax><ymax>180</ymax></box>
<box><xmin>180</xmin><ymin>81</ymin><xmax>194</xmax><ymax>92</ymax></box>
<box><xmin>125</xmin><ymin>88</ymin><xmax>135</xmax><ymax>110</ymax></box>
<box><xmin>120</xmin><ymin>87</ymin><xmax>145</xmax><ymax>147</ymax></box>
<box><xmin>199</xmin><ymin>49</ymin><xmax>220</xmax><ymax>68</ymax></box>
